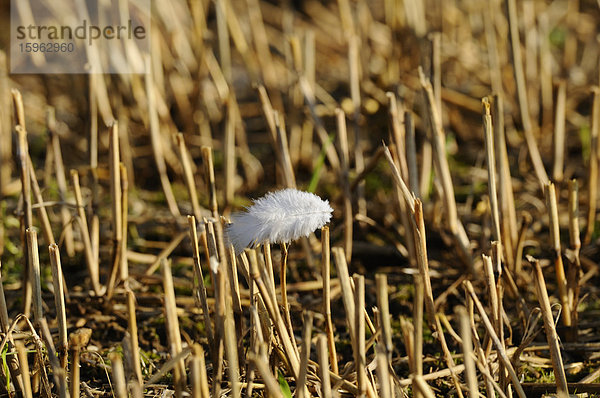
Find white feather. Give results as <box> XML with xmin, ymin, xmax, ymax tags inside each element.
<box><xmin>226</xmin><ymin>188</ymin><xmax>333</xmax><ymax>254</ymax></box>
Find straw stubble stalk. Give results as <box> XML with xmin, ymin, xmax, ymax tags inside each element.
<box><xmin>567</xmin><ymin>179</ymin><xmax>581</xmax><ymax>338</ymax></box>
<box><xmin>332</xmin><ymin>248</ymin><xmax>376</xmax><ymax>398</ymax></box>
<box><xmin>375</xmin><ymin>274</ymin><xmax>393</xmax><ymax>359</ymax></box>
<box><xmin>412</xmin><ymin>199</ymin><xmax>464</xmax><ymax>398</ymax></box>
<box><xmin>0</xmin><ymin>262</ymin><xmax>10</xmax><ymax>333</ymax></box>
<box><xmin>280</xmin><ymin>243</ymin><xmax>294</xmax><ymax>344</ymax></box>
<box><xmin>553</xmin><ymin>80</ymin><xmax>567</xmax><ymax>181</ymax></box>
<box><xmin>413</xmin><ymin>273</ymin><xmax>424</xmax><ymax>398</ymax></box>
<box><xmin>248</xmin><ymin>247</ymin><xmax>301</xmax><ymax>380</ymax></box>
<box><xmin>188</xmin><ymin>216</ymin><xmax>215</xmax><ymax>350</ymax></box>
<box><xmin>160</xmin><ymin>258</ymin><xmax>186</xmax><ymax>393</ymax></box>
<box><xmin>27</xmin><ymin>154</ymin><xmax>55</xmax><ymax>246</ymax></box>
<box><xmin>466</xmin><ymin>296</ymin><xmax>495</xmax><ymax>397</ymax></box>
<box><xmin>585</xmin><ymin>87</ymin><xmax>599</xmax><ymax>244</ymax></box>
<box><xmin>226</xmin><ymin>246</ymin><xmax>242</xmax><ymax>315</ymax></box>
<box><xmin>320</xmin><ymin>226</ymin><xmax>338</xmax><ymax>374</ymax></box>
<box><xmin>26</xmin><ymin>229</ymin><xmax>43</xmax><ymax>325</ymax></box>
<box><xmin>224</xmin><ymin>96</ymin><xmax>236</xmax><ymax>206</ymax></box>
<box><xmin>0</xmin><ymin>265</ymin><xmax>22</xmax><ymax>394</ymax></box>
<box><xmin>39</xmin><ymin>318</ymin><xmax>67</xmax><ymax>397</ymax></box>
<box><xmin>332</xmin><ymin>248</ymin><xmax>356</xmax><ymax>346</ymax></box>
<box><xmin>545</xmin><ymin>182</ymin><xmax>571</xmax><ymax>327</ymax></box>
<box><xmin>482</xmin><ymin>97</ymin><xmax>502</xmax><ymax>243</ymax></box>
<box><xmin>464</xmin><ymin>280</ymin><xmax>526</xmax><ymax>398</ymax></box>
<box><xmin>274</xmin><ymin>111</ymin><xmax>296</xmax><ymax>189</ymax></box>
<box><xmin>109</xmin><ymin>352</ymin><xmax>127</xmax><ymax>398</ymax></box>
<box><xmin>16</xmin><ymin>125</ymin><xmax>33</xmax><ymax>316</ymax></box>
<box><xmin>69</xmin><ymin>328</ymin><xmax>92</xmax><ymax>398</ymax></box>
<box><xmin>0</xmin><ymin>53</ymin><xmax>10</xmax><ymax>190</ymax></box>
<box><xmin>191</xmin><ymin>344</ymin><xmax>210</xmax><ymax>398</ymax></box>
<box><xmin>126</xmin><ymin>289</ymin><xmax>143</xmax><ymax>385</ymax></box>
<box><xmin>120</xmin><ymin>164</ymin><xmax>128</xmax><ymax>282</ymax></box>
<box><xmin>418</xmin><ymin>69</ymin><xmax>471</xmax><ymax>268</ymax></box>
<box><xmin>48</xmin><ymin>109</ymin><xmax>74</xmax><ymax>257</ymax></box>
<box><xmin>348</xmin><ymin>35</ymin><xmax>366</xmax><ymax>217</ymax></box>
<box><xmin>248</xmin><ymin>345</ymin><xmax>283</xmax><ymax>398</ymax></box>
<box><xmin>176</xmin><ymin>133</ymin><xmax>202</xmax><ymax>220</ymax></box>
<box><xmin>456</xmin><ymin>306</ymin><xmax>479</xmax><ymax>397</ymax></box>
<box><xmin>492</xmin><ymin>95</ymin><xmax>517</xmax><ymax>269</ymax></box>
<box><xmin>317</xmin><ymin>334</ymin><xmax>332</xmax><ymax>398</ymax></box>
<box><xmin>109</xmin><ymin>122</ymin><xmax>122</xmax><ymax>275</ymax></box>
<box><xmin>375</xmin><ymin>343</ymin><xmax>391</xmax><ymax>398</ymax></box>
<box><xmin>405</xmin><ymin>111</ymin><xmax>420</xmax><ymax>195</ymax></box>
<box><xmin>16</xmin><ymin>341</ymin><xmax>32</xmax><ymax>398</ymax></box>
<box><xmin>387</xmin><ymin>96</ymin><xmax>416</xmax><ymax>265</ymax></box>
<box><xmin>336</xmin><ymin>108</ymin><xmax>353</xmax><ymax>262</ymax></box>
<box><xmin>297</xmin><ymin>311</ymin><xmax>313</xmax><ymax>398</ymax></box>
<box><xmin>70</xmin><ymin>170</ymin><xmax>102</xmax><ymax>295</ymax></box>
<box><xmin>506</xmin><ymin>0</ymin><xmax>549</xmax><ymax>188</ymax></box>
<box><xmin>354</xmin><ymin>274</ymin><xmax>367</xmax><ymax>396</ymax></box>
<box><xmin>48</xmin><ymin>244</ymin><xmax>68</xmax><ymax>369</ymax></box>
<box><xmin>482</xmin><ymin>254</ymin><xmax>500</xmax><ymax>334</ymax></box>
<box><xmin>145</xmin><ymin>57</ymin><xmax>180</xmax><ymax>217</ymax></box>
<box><xmin>223</xmin><ymin>293</ymin><xmax>241</xmax><ymax>398</ymax></box>
<box><xmin>527</xmin><ymin>256</ymin><xmax>569</xmax><ymax>398</ymax></box>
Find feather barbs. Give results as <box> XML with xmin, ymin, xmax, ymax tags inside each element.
<box><xmin>226</xmin><ymin>188</ymin><xmax>333</xmax><ymax>254</ymax></box>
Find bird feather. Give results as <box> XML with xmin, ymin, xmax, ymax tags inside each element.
<box><xmin>225</xmin><ymin>189</ymin><xmax>333</xmax><ymax>254</ymax></box>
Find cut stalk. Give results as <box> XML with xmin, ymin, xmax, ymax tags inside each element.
<box><xmin>16</xmin><ymin>125</ymin><xmax>32</xmax><ymax>316</ymax></box>
<box><xmin>145</xmin><ymin>56</ymin><xmax>180</xmax><ymax>217</ymax></box>
<box><xmin>567</xmin><ymin>179</ymin><xmax>582</xmax><ymax>340</ymax></box>
<box><xmin>176</xmin><ymin>133</ymin><xmax>203</xmax><ymax>221</ymax></box>
<box><xmin>120</xmin><ymin>164</ymin><xmax>128</xmax><ymax>282</ymax></box>
<box><xmin>492</xmin><ymin>95</ymin><xmax>518</xmax><ymax>269</ymax></box>
<box><xmin>48</xmin><ymin>109</ymin><xmax>74</xmax><ymax>257</ymax></box>
<box><xmin>279</xmin><ymin>242</ymin><xmax>295</xmax><ymax>342</ymax></box>
<box><xmin>418</xmin><ymin>69</ymin><xmax>471</xmax><ymax>267</ymax></box>
<box><xmin>223</xmin><ymin>293</ymin><xmax>240</xmax><ymax>398</ymax></box>
<box><xmin>585</xmin><ymin>87</ymin><xmax>599</xmax><ymax>244</ymax></box>
<box><xmin>457</xmin><ymin>306</ymin><xmax>479</xmax><ymax>397</ymax></box>
<box><xmin>248</xmin><ymin>253</ymin><xmax>301</xmax><ymax>380</ymax></box>
<box><xmin>413</xmin><ymin>273</ymin><xmax>424</xmax><ymax>398</ymax></box>
<box><xmin>553</xmin><ymin>80</ymin><xmax>567</xmax><ymax>182</ymax></box>
<box><xmin>483</xmin><ymin>97</ymin><xmax>501</xmax><ymax>243</ymax></box>
<box><xmin>69</xmin><ymin>328</ymin><xmax>92</xmax><ymax>398</ymax></box>
<box><xmin>70</xmin><ymin>170</ymin><xmax>102</xmax><ymax>295</ymax></box>
<box><xmin>545</xmin><ymin>182</ymin><xmax>571</xmax><ymax>327</ymax></box>
<box><xmin>405</xmin><ymin>111</ymin><xmax>420</xmax><ymax>196</ymax></box>
<box><xmin>317</xmin><ymin>335</ymin><xmax>332</xmax><ymax>398</ymax></box>
<box><xmin>191</xmin><ymin>344</ymin><xmax>210</xmax><ymax>398</ymax></box>
<box><xmin>528</xmin><ymin>256</ymin><xmax>569</xmax><ymax>398</ymax></box>
<box><xmin>26</xmin><ymin>229</ymin><xmax>43</xmax><ymax>325</ymax></box>
<box><xmin>321</xmin><ymin>226</ymin><xmax>338</xmax><ymax>374</ymax></box>
<box><xmin>48</xmin><ymin>244</ymin><xmax>68</xmax><ymax>369</ymax></box>
<box><xmin>375</xmin><ymin>274</ymin><xmax>393</xmax><ymax>359</ymax></box>
<box><xmin>354</xmin><ymin>274</ymin><xmax>367</xmax><ymax>396</ymax></box>
<box><xmin>109</xmin><ymin>352</ymin><xmax>127</xmax><ymax>398</ymax></box>
<box><xmin>506</xmin><ymin>0</ymin><xmax>549</xmax><ymax>187</ymax></box>
<box><xmin>297</xmin><ymin>311</ymin><xmax>313</xmax><ymax>398</ymax></box>
<box><xmin>464</xmin><ymin>280</ymin><xmax>526</xmax><ymax>398</ymax></box>
<box><xmin>188</xmin><ymin>216</ymin><xmax>215</xmax><ymax>351</ymax></box>
<box><xmin>161</xmin><ymin>258</ymin><xmax>186</xmax><ymax>394</ymax></box>
<box><xmin>336</xmin><ymin>108</ymin><xmax>353</xmax><ymax>262</ymax></box>
<box><xmin>126</xmin><ymin>289</ymin><xmax>143</xmax><ymax>385</ymax></box>
<box><xmin>375</xmin><ymin>343</ymin><xmax>391</xmax><ymax>398</ymax></box>
<box><xmin>16</xmin><ymin>341</ymin><xmax>32</xmax><ymax>398</ymax></box>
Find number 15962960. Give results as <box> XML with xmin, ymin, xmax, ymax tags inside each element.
<box><xmin>19</xmin><ymin>42</ymin><xmax>74</xmax><ymax>53</ymax></box>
